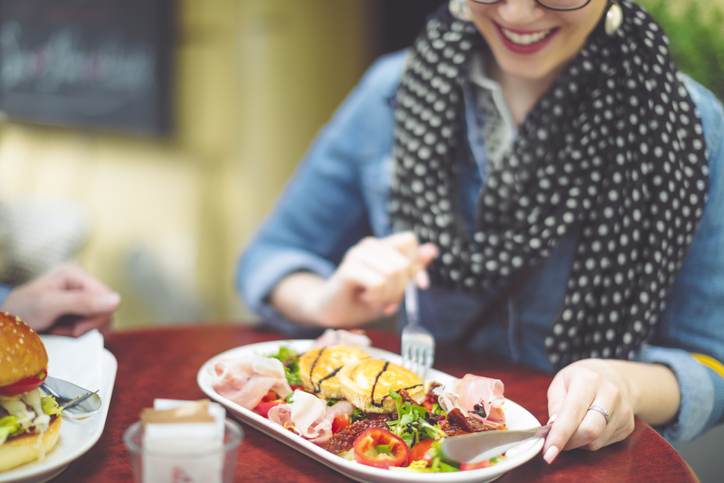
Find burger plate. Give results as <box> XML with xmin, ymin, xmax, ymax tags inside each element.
<box><xmin>197</xmin><ymin>339</ymin><xmax>544</xmax><ymax>483</ymax></box>
<box><xmin>0</xmin><ymin>336</ymin><xmax>117</xmax><ymax>483</ymax></box>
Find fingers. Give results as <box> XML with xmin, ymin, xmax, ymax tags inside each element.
<box><xmin>585</xmin><ymin>394</ymin><xmax>635</xmax><ymax>451</ymax></box>
<box><xmin>340</xmin><ymin>234</ymin><xmax>438</xmax><ymax>307</ymax></box>
<box><xmin>543</xmin><ymin>372</ymin><xmax>596</xmax><ymax>463</ymax></box>
<box><xmin>52</xmin><ymin>264</ymin><xmax>113</xmax><ymax>294</ymax></box>
<box><xmin>357</xmin><ymin>241</ymin><xmax>409</xmax><ymax>301</ymax></box>
<box><xmin>342</xmin><ymin>239</ymin><xmax>407</xmax><ymax>305</ymax></box>
<box><xmin>544</xmin><ymin>361</ymin><xmax>638</xmax><ymax>462</ymax></box>
<box><xmin>564</xmin><ymin>387</ymin><xmax>617</xmax><ymax>451</ymax></box>
<box><xmin>388</xmin><ymin>234</ymin><xmax>439</xmax><ymax>280</ymax></box>
<box><xmin>42</xmin><ymin>290</ymin><xmax>121</xmax><ymax>319</ymax></box>
<box><xmin>415</xmin><ymin>243</ymin><xmax>439</xmax><ymax>289</ymax></box>
<box><xmin>546</xmin><ymin>371</ymin><xmax>568</xmax><ymax>421</ymax></box>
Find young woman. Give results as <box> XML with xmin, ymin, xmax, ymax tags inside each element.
<box><xmin>237</xmin><ymin>0</ymin><xmax>724</xmax><ymax>462</ymax></box>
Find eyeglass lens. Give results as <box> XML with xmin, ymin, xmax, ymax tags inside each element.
<box><xmin>471</xmin><ymin>0</ymin><xmax>592</xmax><ymax>12</ymax></box>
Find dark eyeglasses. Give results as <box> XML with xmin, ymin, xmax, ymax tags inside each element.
<box><xmin>470</xmin><ymin>0</ymin><xmax>593</xmax><ymax>12</ymax></box>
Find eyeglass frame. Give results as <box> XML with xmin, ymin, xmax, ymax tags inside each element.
<box><xmin>468</xmin><ymin>0</ymin><xmax>594</xmax><ymax>13</ymax></box>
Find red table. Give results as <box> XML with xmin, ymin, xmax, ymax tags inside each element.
<box><xmin>56</xmin><ymin>325</ymin><xmax>695</xmax><ymax>482</ymax></box>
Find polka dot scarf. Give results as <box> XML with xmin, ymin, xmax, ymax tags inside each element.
<box><xmin>389</xmin><ymin>0</ymin><xmax>709</xmax><ymax>368</ymax></box>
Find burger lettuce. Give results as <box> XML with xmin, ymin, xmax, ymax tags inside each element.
<box><xmin>0</xmin><ymin>416</ymin><xmax>20</xmax><ymax>445</ymax></box>
<box><xmin>0</xmin><ymin>388</ymin><xmax>62</xmax><ymax>445</ymax></box>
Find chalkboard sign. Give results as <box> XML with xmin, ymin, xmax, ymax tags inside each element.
<box><xmin>0</xmin><ymin>0</ymin><xmax>174</xmax><ymax>136</ymax></box>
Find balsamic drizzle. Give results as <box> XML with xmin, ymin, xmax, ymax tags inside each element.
<box><xmin>308</xmin><ymin>347</ymin><xmax>326</xmax><ymax>393</ymax></box>
<box><xmin>314</xmin><ymin>366</ymin><xmax>342</xmax><ymax>393</ymax></box>
<box><xmin>370</xmin><ymin>361</ymin><xmax>390</xmax><ymax>407</ymax></box>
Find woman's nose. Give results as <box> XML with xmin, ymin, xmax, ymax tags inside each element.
<box><xmin>496</xmin><ymin>0</ymin><xmax>545</xmax><ymax>24</ymax></box>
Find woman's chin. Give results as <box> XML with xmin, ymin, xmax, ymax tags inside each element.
<box><xmin>495</xmin><ymin>58</ymin><xmax>558</xmax><ymax>82</ymax></box>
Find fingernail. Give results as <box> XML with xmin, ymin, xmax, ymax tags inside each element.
<box><xmin>97</xmin><ymin>293</ymin><xmax>121</xmax><ymax>308</ymax></box>
<box><xmin>417</xmin><ymin>270</ymin><xmax>430</xmax><ymax>289</ymax></box>
<box><xmin>383</xmin><ymin>303</ymin><xmax>399</xmax><ymax>315</ymax></box>
<box><xmin>543</xmin><ymin>446</ymin><xmax>559</xmax><ymax>464</ymax></box>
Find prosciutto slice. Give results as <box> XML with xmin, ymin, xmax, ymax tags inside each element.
<box><xmin>268</xmin><ymin>390</ymin><xmax>354</xmax><ymax>444</ymax></box>
<box><xmin>312</xmin><ymin>329</ymin><xmax>371</xmax><ymax>349</ymax></box>
<box><xmin>439</xmin><ymin>374</ymin><xmax>506</xmax><ymax>428</ymax></box>
<box><xmin>211</xmin><ymin>354</ymin><xmax>292</xmax><ymax>410</ymax></box>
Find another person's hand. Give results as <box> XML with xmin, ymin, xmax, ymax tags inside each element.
<box><xmin>1</xmin><ymin>264</ymin><xmax>121</xmax><ymax>336</ymax></box>
<box><xmin>542</xmin><ymin>359</ymin><xmax>637</xmax><ymax>463</ymax></box>
<box><xmin>306</xmin><ymin>232</ymin><xmax>438</xmax><ymax>328</ymax></box>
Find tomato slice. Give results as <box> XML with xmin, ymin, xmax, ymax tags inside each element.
<box><xmin>409</xmin><ymin>439</ymin><xmax>435</xmax><ymax>464</ymax></box>
<box><xmin>353</xmin><ymin>428</ymin><xmax>410</xmax><ymax>469</ymax></box>
<box><xmin>459</xmin><ymin>460</ymin><xmax>492</xmax><ymax>471</ymax></box>
<box><xmin>260</xmin><ymin>390</ymin><xmax>278</xmax><ymax>402</ymax></box>
<box><xmin>0</xmin><ymin>370</ymin><xmax>46</xmax><ymax>396</ymax></box>
<box><xmin>253</xmin><ymin>400</ymin><xmax>282</xmax><ymax>418</ymax></box>
<box><xmin>331</xmin><ymin>414</ymin><xmax>350</xmax><ymax>433</ymax></box>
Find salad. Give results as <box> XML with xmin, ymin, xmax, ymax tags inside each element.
<box><xmin>210</xmin><ymin>330</ymin><xmax>507</xmax><ymax>473</ymax></box>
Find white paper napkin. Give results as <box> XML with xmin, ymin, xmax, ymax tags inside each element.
<box><xmin>41</xmin><ymin>329</ymin><xmax>104</xmax><ymax>391</ymax></box>
<box><xmin>142</xmin><ymin>399</ymin><xmax>227</xmax><ymax>483</ymax></box>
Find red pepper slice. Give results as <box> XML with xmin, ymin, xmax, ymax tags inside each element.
<box><xmin>353</xmin><ymin>428</ymin><xmax>410</xmax><ymax>469</ymax></box>
<box><xmin>0</xmin><ymin>370</ymin><xmax>46</xmax><ymax>396</ymax></box>
<box><xmin>409</xmin><ymin>439</ymin><xmax>435</xmax><ymax>464</ymax></box>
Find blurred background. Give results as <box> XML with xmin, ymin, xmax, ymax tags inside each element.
<box><xmin>0</xmin><ymin>0</ymin><xmax>445</xmax><ymax>328</ymax></box>
<box><xmin>0</xmin><ymin>0</ymin><xmax>721</xmax><ymax>478</ymax></box>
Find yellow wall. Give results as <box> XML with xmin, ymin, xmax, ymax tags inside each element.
<box><xmin>0</xmin><ymin>0</ymin><xmax>370</xmax><ymax>328</ymax></box>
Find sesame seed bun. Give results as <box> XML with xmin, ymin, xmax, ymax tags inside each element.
<box><xmin>0</xmin><ymin>312</ymin><xmax>48</xmax><ymax>388</ymax></box>
<box><xmin>0</xmin><ymin>416</ymin><xmax>61</xmax><ymax>472</ymax></box>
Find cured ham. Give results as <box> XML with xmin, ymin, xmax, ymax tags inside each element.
<box><xmin>438</xmin><ymin>374</ymin><xmax>506</xmax><ymax>430</ymax></box>
<box><xmin>312</xmin><ymin>329</ymin><xmax>371</xmax><ymax>349</ymax></box>
<box><xmin>211</xmin><ymin>354</ymin><xmax>292</xmax><ymax>410</ymax></box>
<box><xmin>268</xmin><ymin>390</ymin><xmax>354</xmax><ymax>443</ymax></box>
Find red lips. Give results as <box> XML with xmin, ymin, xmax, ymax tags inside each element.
<box><xmin>494</xmin><ymin>23</ymin><xmax>559</xmax><ymax>55</ymax></box>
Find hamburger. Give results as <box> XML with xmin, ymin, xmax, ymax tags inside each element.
<box><xmin>0</xmin><ymin>312</ymin><xmax>62</xmax><ymax>472</ymax></box>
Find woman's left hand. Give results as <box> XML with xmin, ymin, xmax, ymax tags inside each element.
<box><xmin>543</xmin><ymin>358</ymin><xmax>637</xmax><ymax>463</ymax></box>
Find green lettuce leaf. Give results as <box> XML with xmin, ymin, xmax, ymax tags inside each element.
<box><xmin>0</xmin><ymin>415</ymin><xmax>21</xmax><ymax>445</ymax></box>
<box><xmin>41</xmin><ymin>396</ymin><xmax>62</xmax><ymax>416</ymax></box>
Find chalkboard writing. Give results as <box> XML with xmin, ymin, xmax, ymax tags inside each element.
<box><xmin>0</xmin><ymin>0</ymin><xmax>174</xmax><ymax>136</ymax></box>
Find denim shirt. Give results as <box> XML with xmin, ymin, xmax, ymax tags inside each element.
<box><xmin>237</xmin><ymin>51</ymin><xmax>724</xmax><ymax>443</ymax></box>
<box><xmin>0</xmin><ymin>285</ymin><xmax>10</xmax><ymax>307</ymax></box>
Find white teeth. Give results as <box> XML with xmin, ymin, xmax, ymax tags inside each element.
<box><xmin>501</xmin><ymin>27</ymin><xmax>552</xmax><ymax>46</ymax></box>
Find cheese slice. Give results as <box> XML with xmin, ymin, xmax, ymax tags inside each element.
<box><xmin>339</xmin><ymin>358</ymin><xmax>424</xmax><ymax>413</ymax></box>
<box><xmin>298</xmin><ymin>345</ymin><xmax>369</xmax><ymax>400</ymax></box>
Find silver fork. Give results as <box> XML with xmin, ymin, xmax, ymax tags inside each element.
<box><xmin>401</xmin><ymin>282</ymin><xmax>435</xmax><ymax>380</ymax></box>
<box><xmin>40</xmin><ymin>375</ymin><xmax>102</xmax><ymax>419</ymax></box>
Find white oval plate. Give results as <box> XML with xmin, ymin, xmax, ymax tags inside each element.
<box><xmin>0</xmin><ymin>335</ymin><xmax>117</xmax><ymax>483</ymax></box>
<box><xmin>197</xmin><ymin>339</ymin><xmax>543</xmax><ymax>483</ymax></box>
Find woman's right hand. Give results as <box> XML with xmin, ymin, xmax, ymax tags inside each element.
<box><xmin>306</xmin><ymin>232</ymin><xmax>438</xmax><ymax>328</ymax></box>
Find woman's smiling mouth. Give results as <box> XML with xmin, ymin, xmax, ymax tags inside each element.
<box><xmin>494</xmin><ymin>23</ymin><xmax>559</xmax><ymax>54</ymax></box>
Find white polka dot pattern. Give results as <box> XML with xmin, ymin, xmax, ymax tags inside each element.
<box><xmin>389</xmin><ymin>1</ymin><xmax>709</xmax><ymax>367</ymax></box>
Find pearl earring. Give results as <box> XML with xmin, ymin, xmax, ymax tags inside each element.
<box><xmin>605</xmin><ymin>1</ymin><xmax>623</xmax><ymax>35</ymax></box>
<box><xmin>449</xmin><ymin>0</ymin><xmax>472</xmax><ymax>22</ymax></box>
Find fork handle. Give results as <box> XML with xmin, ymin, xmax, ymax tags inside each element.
<box><xmin>404</xmin><ymin>282</ymin><xmax>419</xmax><ymax>325</ymax></box>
